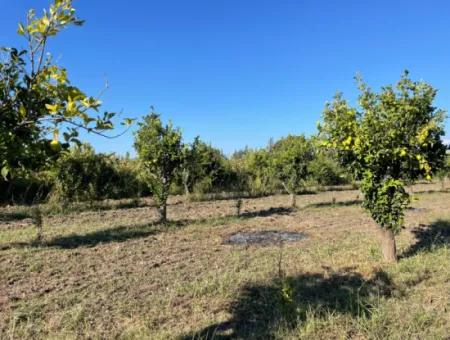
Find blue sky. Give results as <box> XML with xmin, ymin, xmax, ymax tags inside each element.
<box><xmin>2</xmin><ymin>0</ymin><xmax>449</xmax><ymax>155</ymax></box>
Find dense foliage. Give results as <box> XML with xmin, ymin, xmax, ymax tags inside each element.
<box><xmin>51</xmin><ymin>144</ymin><xmax>146</xmax><ymax>203</ymax></box>
<box><xmin>179</xmin><ymin>138</ymin><xmax>240</xmax><ymax>197</ymax></box>
<box><xmin>0</xmin><ymin>171</ymin><xmax>53</xmax><ymax>204</ymax></box>
<box><xmin>230</xmin><ymin>148</ymin><xmax>276</xmax><ymax>196</ymax></box>
<box><xmin>308</xmin><ymin>151</ymin><xmax>350</xmax><ymax>187</ymax></box>
<box><xmin>436</xmin><ymin>154</ymin><xmax>450</xmax><ymax>188</ymax></box>
<box><xmin>0</xmin><ymin>134</ymin><xmax>352</xmax><ymax>205</ymax></box>
<box><xmin>272</xmin><ymin>135</ymin><xmax>315</xmax><ymax>207</ymax></box>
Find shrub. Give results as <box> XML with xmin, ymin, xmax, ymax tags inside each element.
<box><xmin>0</xmin><ymin>171</ymin><xmax>53</xmax><ymax>205</ymax></box>
<box><xmin>51</xmin><ymin>144</ymin><xmax>142</xmax><ymax>203</ymax></box>
<box><xmin>230</xmin><ymin>148</ymin><xmax>276</xmax><ymax>196</ymax></box>
<box><xmin>308</xmin><ymin>154</ymin><xmax>350</xmax><ymax>187</ymax></box>
<box><xmin>272</xmin><ymin>135</ymin><xmax>314</xmax><ymax>207</ymax></box>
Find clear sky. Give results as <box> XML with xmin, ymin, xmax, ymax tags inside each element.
<box><xmin>2</xmin><ymin>0</ymin><xmax>449</xmax><ymax>155</ymax></box>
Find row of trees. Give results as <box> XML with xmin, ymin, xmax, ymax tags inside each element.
<box><xmin>0</xmin><ymin>131</ymin><xmax>352</xmax><ymax>206</ymax></box>
<box><xmin>1</xmin><ymin>0</ymin><xmax>449</xmax><ymax>263</ymax></box>
<box><xmin>134</xmin><ymin>113</ymin><xmax>351</xmax><ymax>222</ymax></box>
<box><xmin>133</xmin><ymin>106</ymin><xmax>449</xmax><ymax>234</ymax></box>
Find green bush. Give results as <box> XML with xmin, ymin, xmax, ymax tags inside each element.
<box><xmin>0</xmin><ymin>172</ymin><xmax>53</xmax><ymax>204</ymax></box>
<box><xmin>179</xmin><ymin>139</ymin><xmax>243</xmax><ymax>196</ymax></box>
<box><xmin>50</xmin><ymin>144</ymin><xmax>145</xmax><ymax>203</ymax></box>
<box><xmin>308</xmin><ymin>154</ymin><xmax>350</xmax><ymax>186</ymax></box>
<box><xmin>230</xmin><ymin>148</ymin><xmax>276</xmax><ymax>196</ymax></box>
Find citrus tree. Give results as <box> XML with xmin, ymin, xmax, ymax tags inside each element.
<box><xmin>319</xmin><ymin>72</ymin><xmax>447</xmax><ymax>262</ymax></box>
<box><xmin>0</xmin><ymin>0</ymin><xmax>131</xmax><ymax>180</ymax></box>
<box><xmin>436</xmin><ymin>153</ymin><xmax>450</xmax><ymax>190</ymax></box>
<box><xmin>272</xmin><ymin>135</ymin><xmax>314</xmax><ymax>207</ymax></box>
<box><xmin>134</xmin><ymin>112</ymin><xmax>183</xmax><ymax>224</ymax></box>
<box><xmin>180</xmin><ymin>137</ymin><xmax>224</xmax><ymax>199</ymax></box>
<box><xmin>180</xmin><ymin>139</ymin><xmax>236</xmax><ymax>195</ymax></box>
<box><xmin>232</xmin><ymin>148</ymin><xmax>275</xmax><ymax>196</ymax></box>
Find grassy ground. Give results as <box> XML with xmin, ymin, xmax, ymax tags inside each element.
<box><xmin>0</xmin><ymin>183</ymin><xmax>449</xmax><ymax>339</ymax></box>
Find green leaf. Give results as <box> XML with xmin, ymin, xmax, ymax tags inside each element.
<box><xmin>121</xmin><ymin>118</ymin><xmax>135</xmax><ymax>126</ymax></box>
<box><xmin>1</xmin><ymin>166</ymin><xmax>9</xmax><ymax>180</ymax></box>
<box><xmin>17</xmin><ymin>23</ymin><xmax>25</xmax><ymax>35</ymax></box>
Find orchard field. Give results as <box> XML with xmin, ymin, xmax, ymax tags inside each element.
<box><xmin>1</xmin><ymin>182</ymin><xmax>449</xmax><ymax>339</ymax></box>
<box><xmin>2</xmin><ymin>1</ymin><xmax>450</xmax><ymax>339</ymax></box>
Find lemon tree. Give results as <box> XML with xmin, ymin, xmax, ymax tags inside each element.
<box><xmin>134</xmin><ymin>112</ymin><xmax>183</xmax><ymax>224</ymax></box>
<box><xmin>272</xmin><ymin>135</ymin><xmax>314</xmax><ymax>208</ymax></box>
<box><xmin>319</xmin><ymin>71</ymin><xmax>447</xmax><ymax>262</ymax></box>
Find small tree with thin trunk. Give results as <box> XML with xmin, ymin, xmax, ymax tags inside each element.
<box><xmin>319</xmin><ymin>71</ymin><xmax>447</xmax><ymax>262</ymax></box>
<box><xmin>134</xmin><ymin>112</ymin><xmax>183</xmax><ymax>224</ymax></box>
<box><xmin>272</xmin><ymin>135</ymin><xmax>314</xmax><ymax>208</ymax></box>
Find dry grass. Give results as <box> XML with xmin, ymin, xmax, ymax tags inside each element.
<box><xmin>0</xmin><ymin>183</ymin><xmax>449</xmax><ymax>339</ymax></box>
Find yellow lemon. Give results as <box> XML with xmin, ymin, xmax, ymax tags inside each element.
<box><xmin>50</xmin><ymin>140</ymin><xmax>61</xmax><ymax>151</ymax></box>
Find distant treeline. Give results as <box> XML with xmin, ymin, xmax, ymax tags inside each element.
<box><xmin>2</xmin><ymin>135</ymin><xmax>449</xmax><ymax>206</ymax></box>
<box><xmin>0</xmin><ymin>137</ymin><xmax>353</xmax><ymax>205</ymax></box>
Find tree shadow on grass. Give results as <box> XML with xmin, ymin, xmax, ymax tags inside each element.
<box><xmin>0</xmin><ymin>199</ymin><xmax>181</xmax><ymax>223</ymax></box>
<box><xmin>0</xmin><ymin>223</ymin><xmax>160</xmax><ymax>251</ymax></box>
<box><xmin>306</xmin><ymin>199</ymin><xmax>362</xmax><ymax>209</ymax></box>
<box><xmin>0</xmin><ymin>211</ymin><xmax>31</xmax><ymax>222</ymax></box>
<box><xmin>401</xmin><ymin>219</ymin><xmax>450</xmax><ymax>259</ymax></box>
<box><xmin>410</xmin><ymin>188</ymin><xmax>449</xmax><ymax>195</ymax></box>
<box><xmin>45</xmin><ymin>223</ymin><xmax>159</xmax><ymax>249</ymax></box>
<box><xmin>240</xmin><ymin>207</ymin><xmax>294</xmax><ymax>219</ymax></box>
<box><xmin>179</xmin><ymin>269</ymin><xmax>396</xmax><ymax>339</ymax></box>
<box><xmin>175</xmin><ymin>207</ymin><xmax>295</xmax><ymax>227</ymax></box>
<box><xmin>1</xmin><ymin>207</ymin><xmax>296</xmax><ymax>251</ymax></box>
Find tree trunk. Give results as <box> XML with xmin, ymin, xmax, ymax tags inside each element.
<box><xmin>157</xmin><ymin>203</ymin><xmax>167</xmax><ymax>225</ymax></box>
<box><xmin>235</xmin><ymin>199</ymin><xmax>242</xmax><ymax>217</ymax></box>
<box><xmin>379</xmin><ymin>228</ymin><xmax>397</xmax><ymax>262</ymax></box>
<box><xmin>182</xmin><ymin>170</ymin><xmax>190</xmax><ymax>203</ymax></box>
<box><xmin>184</xmin><ymin>183</ymin><xmax>190</xmax><ymax>203</ymax></box>
<box><xmin>290</xmin><ymin>193</ymin><xmax>297</xmax><ymax>208</ymax></box>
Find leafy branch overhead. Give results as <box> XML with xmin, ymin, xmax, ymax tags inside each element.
<box><xmin>0</xmin><ymin>0</ymin><xmax>133</xmax><ymax>179</ymax></box>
